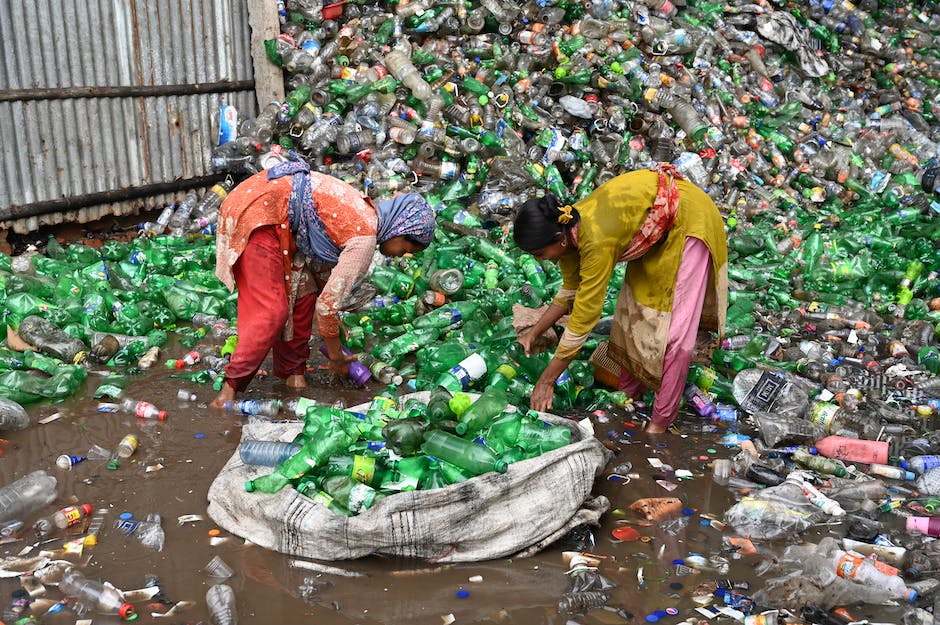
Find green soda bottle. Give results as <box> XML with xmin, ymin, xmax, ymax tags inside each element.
<box><xmin>245</xmin><ymin>419</ymin><xmax>355</xmax><ymax>494</ymax></box>
<box><xmin>372</xmin><ymin>327</ymin><xmax>442</xmax><ymax>363</ymax></box>
<box><xmin>371</xmin><ymin>265</ymin><xmax>415</xmax><ymax>299</ymax></box>
<box><xmin>688</xmin><ymin>364</ymin><xmax>736</xmax><ymax>403</ymax></box>
<box><xmin>382</xmin><ymin>419</ymin><xmax>428</xmax><ymax>455</ymax></box>
<box><xmin>792</xmin><ymin>448</ymin><xmax>847</xmax><ymax>477</ymax></box>
<box><xmin>455</xmin><ymin>387</ymin><xmax>510</xmax><ymax>435</ymax></box>
<box><xmin>321</xmin><ymin>476</ymin><xmax>385</xmax><ymax>515</ymax></box>
<box><xmin>319</xmin><ymin>454</ymin><xmax>389</xmax><ymax>487</ymax></box>
<box><xmin>421</xmin><ymin>430</ymin><xmax>508</xmax><ymax>476</ymax></box>
<box><xmin>427</xmin><ymin>386</ymin><xmax>457</xmax><ymax>422</ymax></box>
<box><xmin>418</xmin><ymin>458</ymin><xmax>449</xmax><ymax>490</ymax></box>
<box><xmin>412</xmin><ymin>301</ymin><xmax>479</xmax><ymax>330</ymax></box>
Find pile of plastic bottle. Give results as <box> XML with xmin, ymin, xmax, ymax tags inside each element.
<box><xmin>2</xmin><ymin>0</ymin><xmax>940</xmax><ymax>622</ymax></box>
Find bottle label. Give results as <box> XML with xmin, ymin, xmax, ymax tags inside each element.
<box><xmin>739</xmin><ymin>371</ymin><xmax>785</xmax><ymax>414</ymax></box>
<box><xmin>60</xmin><ymin>506</ymin><xmax>84</xmax><ymax>527</ymax></box>
<box><xmin>135</xmin><ymin>402</ymin><xmax>154</xmax><ymax>418</ymax></box>
<box><xmin>810</xmin><ymin>402</ymin><xmax>839</xmax><ymax>431</ymax></box>
<box><xmin>352</xmin><ymin>455</ymin><xmax>376</xmax><ymax>485</ymax></box>
<box><xmin>347</xmin><ymin>483</ymin><xmax>375</xmax><ymax>514</ymax></box>
<box><xmin>114</xmin><ymin>518</ymin><xmax>141</xmax><ymax>535</ymax></box>
<box><xmin>447</xmin><ymin>364</ymin><xmax>472</xmax><ymax>390</ymax></box>
<box><xmin>836</xmin><ymin>552</ymin><xmax>863</xmax><ymax>580</ymax></box>
<box><xmin>921</xmin><ymin>456</ymin><xmax>940</xmax><ymax>471</ymax></box>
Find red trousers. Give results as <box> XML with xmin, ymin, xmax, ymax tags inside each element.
<box><xmin>224</xmin><ymin>225</ymin><xmax>316</xmax><ymax>392</ymax></box>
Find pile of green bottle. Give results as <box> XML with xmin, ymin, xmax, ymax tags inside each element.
<box><xmin>341</xmin><ymin>222</ymin><xmax>634</xmax><ymax>414</ymax></box>
<box><xmin>244</xmin><ymin>386</ymin><xmax>574</xmax><ymax>516</ymax></box>
<box><xmin>0</xmin><ymin>233</ymin><xmax>235</xmax><ymax>403</ymax></box>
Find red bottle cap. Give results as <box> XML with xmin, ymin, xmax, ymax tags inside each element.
<box><xmin>118</xmin><ymin>602</ymin><xmax>137</xmax><ymax>619</ymax></box>
<box><xmin>157</xmin><ymin>411</ymin><xmax>167</xmax><ymax>421</ymax></box>
<box><xmin>174</xmin><ymin>360</ymin><xmax>185</xmax><ymax>369</ymax></box>
<box><xmin>80</xmin><ymin>503</ymin><xmax>93</xmax><ymax>516</ymax></box>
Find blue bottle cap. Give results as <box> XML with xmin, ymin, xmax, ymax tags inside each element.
<box><xmin>900</xmin><ymin>460</ymin><xmax>910</xmax><ymax>470</ymax></box>
<box><xmin>645</xmin><ymin>615</ymin><xmax>659</xmax><ymax>623</ymax></box>
<box><xmin>682</xmin><ymin>508</ymin><xmax>694</xmax><ymax>516</ymax></box>
<box><xmin>194</xmin><ymin>433</ymin><xmax>205</xmax><ymax>439</ymax></box>
<box><xmin>119</xmin><ymin>512</ymin><xmax>134</xmax><ymax>520</ymax></box>
<box><xmin>672</xmin><ymin>559</ymin><xmax>684</xmax><ymax>565</ymax></box>
<box><xmin>456</xmin><ymin>589</ymin><xmax>469</xmax><ymax>599</ymax></box>
<box><xmin>654</xmin><ymin>610</ymin><xmax>667</xmax><ymax>617</ymax></box>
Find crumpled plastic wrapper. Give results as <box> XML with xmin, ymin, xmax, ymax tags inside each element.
<box><xmin>511</xmin><ymin>304</ymin><xmax>568</xmax><ymax>354</ymax></box>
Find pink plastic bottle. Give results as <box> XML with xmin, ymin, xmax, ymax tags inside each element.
<box><xmin>813</xmin><ymin>436</ymin><xmax>889</xmax><ymax>465</ymax></box>
<box><xmin>906</xmin><ymin>516</ymin><xmax>940</xmax><ymax>537</ymax></box>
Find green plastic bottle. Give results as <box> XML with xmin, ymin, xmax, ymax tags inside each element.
<box><xmin>421</xmin><ymin>430</ymin><xmax>508</xmax><ymax>476</ymax></box>
<box><xmin>455</xmin><ymin>387</ymin><xmax>510</xmax><ymax>435</ymax></box>
<box><xmin>321</xmin><ymin>476</ymin><xmax>385</xmax><ymax>515</ymax></box>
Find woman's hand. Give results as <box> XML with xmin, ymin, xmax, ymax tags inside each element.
<box><xmin>530</xmin><ymin>379</ymin><xmax>555</xmax><ymax>413</ymax></box>
<box><xmin>517</xmin><ymin>329</ymin><xmax>538</xmax><ymax>357</ymax></box>
<box><xmin>328</xmin><ymin>352</ymin><xmax>358</xmax><ymax>377</ymax></box>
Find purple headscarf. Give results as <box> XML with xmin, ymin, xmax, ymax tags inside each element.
<box><xmin>375</xmin><ymin>193</ymin><xmax>435</xmax><ymax>246</ymax></box>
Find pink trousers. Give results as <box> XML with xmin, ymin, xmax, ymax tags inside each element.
<box><xmin>225</xmin><ymin>226</ymin><xmax>317</xmax><ymax>392</ymax></box>
<box><xmin>619</xmin><ymin>237</ymin><xmax>711</xmax><ymax>428</ymax></box>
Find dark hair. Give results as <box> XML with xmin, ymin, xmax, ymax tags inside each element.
<box><xmin>512</xmin><ymin>194</ymin><xmax>580</xmax><ymax>253</ymax></box>
<box><xmin>404</xmin><ymin>234</ymin><xmax>430</xmax><ymax>250</ymax></box>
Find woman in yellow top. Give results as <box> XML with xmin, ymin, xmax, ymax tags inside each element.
<box><xmin>514</xmin><ymin>166</ymin><xmax>728</xmax><ymax>433</ymax></box>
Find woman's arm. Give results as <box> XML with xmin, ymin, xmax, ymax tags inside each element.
<box><xmin>317</xmin><ymin>235</ymin><xmax>376</xmax><ymax>373</ymax></box>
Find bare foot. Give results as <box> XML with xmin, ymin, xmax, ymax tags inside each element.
<box><xmin>210</xmin><ymin>385</ymin><xmax>236</xmax><ymax>409</ymax></box>
<box><xmin>645</xmin><ymin>423</ymin><xmax>668</xmax><ymax>434</ymax></box>
<box><xmin>286</xmin><ymin>374</ymin><xmax>307</xmax><ymax>389</ymax></box>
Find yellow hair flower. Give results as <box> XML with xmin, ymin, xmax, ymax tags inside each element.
<box><xmin>557</xmin><ymin>204</ymin><xmax>574</xmax><ymax>225</ymax></box>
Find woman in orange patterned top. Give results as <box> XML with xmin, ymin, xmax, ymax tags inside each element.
<box><xmin>210</xmin><ymin>159</ymin><xmax>435</xmax><ymax>408</ymax></box>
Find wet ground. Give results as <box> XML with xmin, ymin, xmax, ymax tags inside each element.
<box><xmin>0</xmin><ymin>341</ymin><xmax>912</xmax><ymax>625</ymax></box>
<box><xmin>0</xmin><ymin>215</ymin><xmax>909</xmax><ymax>624</ymax></box>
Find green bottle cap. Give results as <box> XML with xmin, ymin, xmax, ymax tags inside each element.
<box><xmin>107</xmin><ymin>459</ymin><xmax>119</xmax><ymax>470</ymax></box>
<box><xmin>245</xmin><ymin>480</ymin><xmax>255</xmax><ymax>493</ymax></box>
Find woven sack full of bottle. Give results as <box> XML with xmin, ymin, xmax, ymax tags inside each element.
<box><xmin>207</xmin><ymin>392</ymin><xmax>611</xmax><ymax>562</ymax></box>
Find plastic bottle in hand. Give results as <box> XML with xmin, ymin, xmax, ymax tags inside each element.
<box><xmin>206</xmin><ymin>583</ymin><xmax>237</xmax><ymax>625</ymax></box>
<box><xmin>59</xmin><ymin>567</ymin><xmax>136</xmax><ymax>619</ymax></box>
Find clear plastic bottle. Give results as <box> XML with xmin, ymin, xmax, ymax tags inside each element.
<box><xmin>238</xmin><ymin>440</ymin><xmax>302</xmax><ymax>467</ymax></box>
<box><xmin>731</xmin><ymin>369</ymin><xmax>809</xmax><ymax>418</ymax></box>
<box><xmin>206</xmin><ymin>583</ymin><xmax>237</xmax><ymax>625</ymax></box>
<box><xmin>120</xmin><ymin>398</ymin><xmax>167</xmax><ymax>421</ymax></box>
<box><xmin>0</xmin><ymin>470</ymin><xmax>57</xmax><ymax>524</ymax></box>
<box><xmin>829</xmin><ymin>548</ymin><xmax>917</xmax><ymax>602</ymax></box>
<box><xmin>224</xmin><ymin>399</ymin><xmax>282</xmax><ymax>417</ymax></box>
<box><xmin>107</xmin><ymin>434</ymin><xmax>139</xmax><ymax>470</ymax></box>
<box><xmin>0</xmin><ymin>397</ymin><xmax>30</xmax><ymax>431</ymax></box>
<box><xmin>383</xmin><ymin>47</ymin><xmax>432</xmax><ymax>100</ymax></box>
<box><xmin>59</xmin><ymin>568</ymin><xmax>136</xmax><ymax>618</ymax></box>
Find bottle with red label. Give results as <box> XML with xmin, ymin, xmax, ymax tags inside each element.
<box><xmin>165</xmin><ymin>350</ymin><xmax>201</xmax><ymax>369</ymax></box>
<box><xmin>53</xmin><ymin>504</ymin><xmax>93</xmax><ymax>529</ymax></box>
<box><xmin>119</xmin><ymin>398</ymin><xmax>166</xmax><ymax>421</ymax></box>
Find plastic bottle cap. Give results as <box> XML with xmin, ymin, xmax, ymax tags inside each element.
<box><xmin>654</xmin><ymin>610</ymin><xmax>667</xmax><ymax>617</ymax></box>
<box><xmin>118</xmin><ymin>603</ymin><xmax>137</xmax><ymax>619</ymax></box>
<box><xmin>245</xmin><ymin>480</ymin><xmax>255</xmax><ymax>493</ymax></box>
<box><xmin>900</xmin><ymin>460</ymin><xmax>910</xmax><ymax>470</ymax></box>
<box><xmin>456</xmin><ymin>589</ymin><xmax>469</xmax><ymax>598</ymax></box>
<box><xmin>157</xmin><ymin>411</ymin><xmax>168</xmax><ymax>421</ymax></box>
<box><xmin>80</xmin><ymin>504</ymin><xmax>93</xmax><ymax>516</ymax></box>
<box><xmin>906</xmin><ymin>589</ymin><xmax>918</xmax><ymax>602</ymax></box>
<box><xmin>645</xmin><ymin>614</ymin><xmax>659</xmax><ymax>622</ymax></box>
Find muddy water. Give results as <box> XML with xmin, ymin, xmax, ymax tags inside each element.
<box><xmin>0</xmin><ymin>346</ymin><xmax>908</xmax><ymax>625</ymax></box>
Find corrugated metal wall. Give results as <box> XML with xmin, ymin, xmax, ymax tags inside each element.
<box><xmin>0</xmin><ymin>0</ymin><xmax>257</xmax><ymax>234</ymax></box>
